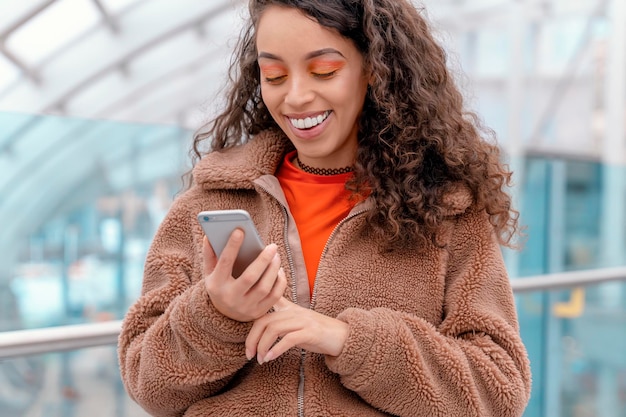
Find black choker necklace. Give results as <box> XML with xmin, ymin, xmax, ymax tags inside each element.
<box><xmin>296</xmin><ymin>157</ymin><xmax>353</xmax><ymax>176</ymax></box>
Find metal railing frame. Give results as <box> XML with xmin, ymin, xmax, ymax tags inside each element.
<box><xmin>1</xmin><ymin>266</ymin><xmax>626</xmax><ymax>360</ymax></box>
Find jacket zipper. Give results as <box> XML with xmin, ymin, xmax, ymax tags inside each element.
<box><xmin>279</xmin><ymin>204</ymin><xmax>299</xmax><ymax>310</ymax></box>
<box><xmin>276</xmin><ymin>204</ymin><xmax>306</xmax><ymax>417</ymax></box>
<box><xmin>277</xmin><ymin>200</ymin><xmax>306</xmax><ymax>417</ymax></box>
<box><xmin>257</xmin><ymin>182</ymin><xmax>368</xmax><ymax>417</ymax></box>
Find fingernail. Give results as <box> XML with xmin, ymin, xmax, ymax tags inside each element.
<box><xmin>264</xmin><ymin>351</ymin><xmax>275</xmax><ymax>362</ymax></box>
<box><xmin>257</xmin><ymin>354</ymin><xmax>264</xmax><ymax>365</ymax></box>
<box><xmin>245</xmin><ymin>349</ymin><xmax>252</xmax><ymax>360</ymax></box>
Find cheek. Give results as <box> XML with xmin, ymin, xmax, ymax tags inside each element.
<box><xmin>333</xmin><ymin>76</ymin><xmax>367</xmax><ymax>114</ymax></box>
<box><xmin>260</xmin><ymin>87</ymin><xmax>277</xmax><ymax>111</ymax></box>
<box><xmin>260</xmin><ymin>87</ymin><xmax>285</xmax><ymax>123</ymax></box>
<box><xmin>324</xmin><ymin>79</ymin><xmax>350</xmax><ymax>104</ymax></box>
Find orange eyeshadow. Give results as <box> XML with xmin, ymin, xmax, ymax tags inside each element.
<box><xmin>308</xmin><ymin>60</ymin><xmax>345</xmax><ymax>73</ymax></box>
<box><xmin>259</xmin><ymin>64</ymin><xmax>286</xmax><ymax>77</ymax></box>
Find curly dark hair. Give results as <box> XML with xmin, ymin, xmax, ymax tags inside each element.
<box><xmin>190</xmin><ymin>0</ymin><xmax>520</xmax><ymax>251</ymax></box>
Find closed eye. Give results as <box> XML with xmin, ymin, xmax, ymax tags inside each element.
<box><xmin>312</xmin><ymin>71</ymin><xmax>337</xmax><ymax>80</ymax></box>
<box><xmin>265</xmin><ymin>75</ymin><xmax>287</xmax><ymax>84</ymax></box>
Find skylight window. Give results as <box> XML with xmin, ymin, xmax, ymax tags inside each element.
<box><xmin>0</xmin><ymin>0</ymin><xmax>50</xmax><ymax>29</ymax></box>
<box><xmin>100</xmin><ymin>0</ymin><xmax>144</xmax><ymax>15</ymax></box>
<box><xmin>5</xmin><ymin>0</ymin><xmax>100</xmax><ymax>66</ymax></box>
<box><xmin>0</xmin><ymin>54</ymin><xmax>20</xmax><ymax>94</ymax></box>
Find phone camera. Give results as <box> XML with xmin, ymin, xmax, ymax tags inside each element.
<box><xmin>203</xmin><ymin>216</ymin><xmax>209</xmax><ymax>221</ymax></box>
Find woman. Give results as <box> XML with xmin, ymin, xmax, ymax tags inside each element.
<box><xmin>118</xmin><ymin>1</ymin><xmax>532</xmax><ymax>416</ymax></box>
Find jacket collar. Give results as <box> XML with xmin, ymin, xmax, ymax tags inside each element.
<box><xmin>192</xmin><ymin>129</ymin><xmax>473</xmax><ymax>215</ymax></box>
<box><xmin>441</xmin><ymin>183</ymin><xmax>473</xmax><ymax>216</ymax></box>
<box><xmin>193</xmin><ymin>130</ymin><xmax>292</xmax><ymax>190</ymax></box>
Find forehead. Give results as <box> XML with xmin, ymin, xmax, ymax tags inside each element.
<box><xmin>256</xmin><ymin>6</ymin><xmax>355</xmax><ymax>54</ymax></box>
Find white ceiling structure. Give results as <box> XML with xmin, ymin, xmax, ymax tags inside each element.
<box><xmin>0</xmin><ymin>1</ymin><xmax>613</xmax><ymax>160</ymax></box>
<box><xmin>0</xmin><ymin>0</ymin><xmax>615</xmax><ymax>142</ymax></box>
<box><xmin>0</xmin><ymin>0</ymin><xmax>249</xmax><ymax>129</ymax></box>
<box><xmin>0</xmin><ymin>0</ymin><xmax>487</xmax><ymax>130</ymax></box>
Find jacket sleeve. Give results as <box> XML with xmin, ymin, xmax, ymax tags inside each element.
<box><xmin>117</xmin><ymin>196</ymin><xmax>252</xmax><ymax>417</ymax></box>
<box><xmin>325</xmin><ymin>209</ymin><xmax>532</xmax><ymax>417</ymax></box>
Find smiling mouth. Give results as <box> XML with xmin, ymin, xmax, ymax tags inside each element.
<box><xmin>289</xmin><ymin>111</ymin><xmax>331</xmax><ymax>130</ymax></box>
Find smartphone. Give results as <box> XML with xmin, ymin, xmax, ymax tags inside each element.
<box><xmin>197</xmin><ymin>209</ymin><xmax>265</xmax><ymax>277</ymax></box>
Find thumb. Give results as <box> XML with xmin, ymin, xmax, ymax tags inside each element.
<box><xmin>202</xmin><ymin>236</ymin><xmax>218</xmax><ymax>276</ymax></box>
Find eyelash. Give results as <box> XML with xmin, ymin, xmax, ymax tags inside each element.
<box><xmin>313</xmin><ymin>70</ymin><xmax>337</xmax><ymax>79</ymax></box>
<box><xmin>265</xmin><ymin>75</ymin><xmax>287</xmax><ymax>84</ymax></box>
<box><xmin>264</xmin><ymin>70</ymin><xmax>338</xmax><ymax>84</ymax></box>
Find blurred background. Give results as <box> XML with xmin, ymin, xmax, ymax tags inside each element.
<box><xmin>0</xmin><ymin>0</ymin><xmax>625</xmax><ymax>416</ymax></box>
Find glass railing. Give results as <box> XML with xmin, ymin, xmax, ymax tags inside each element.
<box><xmin>0</xmin><ymin>348</ymin><xmax>149</xmax><ymax>417</ymax></box>
<box><xmin>1</xmin><ymin>268</ymin><xmax>626</xmax><ymax>417</ymax></box>
<box><xmin>514</xmin><ymin>269</ymin><xmax>626</xmax><ymax>417</ymax></box>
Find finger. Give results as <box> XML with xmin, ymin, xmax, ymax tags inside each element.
<box><xmin>255</xmin><ymin>317</ymin><xmax>292</xmax><ymax>364</ymax></box>
<box><xmin>246</xmin><ymin>251</ymin><xmax>281</xmax><ymax>295</ymax></box>
<box><xmin>202</xmin><ymin>236</ymin><xmax>218</xmax><ymax>276</ymax></box>
<box><xmin>246</xmin><ymin>265</ymin><xmax>288</xmax><ymax>325</ymax></box>
<box><xmin>244</xmin><ymin>269</ymin><xmax>287</xmax><ymax>360</ymax></box>
<box><xmin>236</xmin><ymin>243</ymin><xmax>278</xmax><ymax>291</ymax></box>
<box><xmin>212</xmin><ymin>228</ymin><xmax>245</xmax><ymax>279</ymax></box>
<box><xmin>245</xmin><ymin>317</ymin><xmax>269</xmax><ymax>360</ymax></box>
<box><xmin>262</xmin><ymin>332</ymin><xmax>301</xmax><ymax>363</ymax></box>
<box><xmin>261</xmin><ymin>268</ymin><xmax>288</xmax><ymax>309</ymax></box>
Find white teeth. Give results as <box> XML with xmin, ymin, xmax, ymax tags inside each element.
<box><xmin>290</xmin><ymin>111</ymin><xmax>330</xmax><ymax>130</ymax></box>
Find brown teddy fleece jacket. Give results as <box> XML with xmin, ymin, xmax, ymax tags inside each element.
<box><xmin>118</xmin><ymin>130</ymin><xmax>531</xmax><ymax>417</ymax></box>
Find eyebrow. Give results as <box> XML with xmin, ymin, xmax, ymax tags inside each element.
<box><xmin>258</xmin><ymin>48</ymin><xmax>346</xmax><ymax>61</ymax></box>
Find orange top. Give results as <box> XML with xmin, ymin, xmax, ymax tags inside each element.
<box><xmin>276</xmin><ymin>151</ymin><xmax>356</xmax><ymax>295</ymax></box>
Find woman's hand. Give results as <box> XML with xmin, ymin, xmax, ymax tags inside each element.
<box><xmin>203</xmin><ymin>230</ymin><xmax>287</xmax><ymax>322</ymax></box>
<box><xmin>245</xmin><ymin>297</ymin><xmax>349</xmax><ymax>364</ymax></box>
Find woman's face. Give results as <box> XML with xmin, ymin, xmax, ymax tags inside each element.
<box><xmin>256</xmin><ymin>6</ymin><xmax>369</xmax><ymax>168</ymax></box>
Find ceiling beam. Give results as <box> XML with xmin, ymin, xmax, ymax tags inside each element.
<box><xmin>0</xmin><ymin>44</ymin><xmax>40</xmax><ymax>84</ymax></box>
<box><xmin>0</xmin><ymin>0</ymin><xmax>58</xmax><ymax>40</ymax></box>
<box><xmin>91</xmin><ymin>0</ymin><xmax>120</xmax><ymax>34</ymax></box>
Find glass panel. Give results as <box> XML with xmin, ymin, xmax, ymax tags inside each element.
<box><xmin>0</xmin><ymin>347</ymin><xmax>149</xmax><ymax>416</ymax></box>
<box><xmin>474</xmin><ymin>28</ymin><xmax>510</xmax><ymax>77</ymax></box>
<box><xmin>536</xmin><ymin>18</ymin><xmax>589</xmax><ymax>76</ymax></box>
<box><xmin>517</xmin><ymin>281</ymin><xmax>626</xmax><ymax>417</ymax></box>
<box><xmin>552</xmin><ymin>0</ymin><xmax>597</xmax><ymax>16</ymax></box>
<box><xmin>0</xmin><ymin>113</ymin><xmax>190</xmax><ymax>331</ymax></box>
<box><xmin>515</xmin><ymin>155</ymin><xmax>626</xmax><ymax>417</ymax></box>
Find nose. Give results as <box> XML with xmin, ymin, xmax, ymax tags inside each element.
<box><xmin>284</xmin><ymin>75</ymin><xmax>315</xmax><ymax>108</ymax></box>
